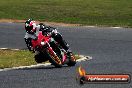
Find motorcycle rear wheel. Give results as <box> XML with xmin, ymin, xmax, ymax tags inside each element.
<box><xmin>67</xmin><ymin>53</ymin><xmax>76</xmax><ymax>66</ymax></box>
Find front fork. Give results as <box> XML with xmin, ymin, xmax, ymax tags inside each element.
<box><xmin>45</xmin><ymin>37</ymin><xmax>71</xmax><ymax>65</ymax></box>
<box><xmin>46</xmin><ymin>41</ymin><xmax>62</xmax><ymax>65</ymax></box>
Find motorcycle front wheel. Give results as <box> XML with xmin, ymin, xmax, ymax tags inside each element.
<box><xmin>34</xmin><ymin>52</ymin><xmax>48</xmax><ymax>63</ymax></box>
<box><xmin>47</xmin><ymin>49</ymin><xmax>62</xmax><ymax>68</ymax></box>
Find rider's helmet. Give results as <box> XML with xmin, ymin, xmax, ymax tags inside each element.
<box><xmin>25</xmin><ymin>18</ymin><xmax>36</xmax><ymax>32</ymax></box>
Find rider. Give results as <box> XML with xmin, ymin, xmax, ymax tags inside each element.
<box><xmin>24</xmin><ymin>18</ymin><xmax>71</xmax><ymax>54</ymax></box>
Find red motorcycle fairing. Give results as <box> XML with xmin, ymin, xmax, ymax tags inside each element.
<box><xmin>31</xmin><ymin>31</ymin><xmax>58</xmax><ymax>59</ymax></box>
<box><xmin>31</xmin><ymin>31</ymin><xmax>62</xmax><ymax>66</ymax></box>
<box><xmin>31</xmin><ymin>31</ymin><xmax>76</xmax><ymax>67</ymax></box>
<box><xmin>32</xmin><ymin>31</ymin><xmax>50</xmax><ymax>49</ymax></box>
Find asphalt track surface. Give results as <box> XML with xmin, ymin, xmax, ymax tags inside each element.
<box><xmin>0</xmin><ymin>23</ymin><xmax>132</xmax><ymax>88</ymax></box>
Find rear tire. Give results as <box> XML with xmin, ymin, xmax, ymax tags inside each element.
<box><xmin>67</xmin><ymin>53</ymin><xmax>76</xmax><ymax>66</ymax></box>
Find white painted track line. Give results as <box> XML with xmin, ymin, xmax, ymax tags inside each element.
<box><xmin>0</xmin><ymin>55</ymin><xmax>92</xmax><ymax>72</ymax></box>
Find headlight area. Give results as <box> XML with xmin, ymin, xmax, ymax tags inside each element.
<box><xmin>41</xmin><ymin>41</ymin><xmax>45</xmax><ymax>45</ymax></box>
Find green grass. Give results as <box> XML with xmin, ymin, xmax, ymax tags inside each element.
<box><xmin>0</xmin><ymin>50</ymin><xmax>36</xmax><ymax>69</ymax></box>
<box><xmin>0</xmin><ymin>0</ymin><xmax>132</xmax><ymax>27</ymax></box>
<box><xmin>0</xmin><ymin>50</ymin><xmax>80</xmax><ymax>69</ymax></box>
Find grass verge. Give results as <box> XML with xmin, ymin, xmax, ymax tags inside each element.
<box><xmin>0</xmin><ymin>50</ymin><xmax>35</xmax><ymax>69</ymax></box>
<box><xmin>0</xmin><ymin>0</ymin><xmax>132</xmax><ymax>27</ymax></box>
<box><xmin>0</xmin><ymin>49</ymin><xmax>80</xmax><ymax>69</ymax></box>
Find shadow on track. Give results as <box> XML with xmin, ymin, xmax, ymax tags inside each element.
<box><xmin>16</xmin><ymin>65</ymin><xmax>73</xmax><ymax>71</ymax></box>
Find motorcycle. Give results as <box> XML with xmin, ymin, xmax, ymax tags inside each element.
<box><xmin>31</xmin><ymin>30</ymin><xmax>76</xmax><ymax>67</ymax></box>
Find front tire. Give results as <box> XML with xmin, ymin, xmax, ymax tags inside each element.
<box><xmin>35</xmin><ymin>54</ymin><xmax>43</xmax><ymax>63</ymax></box>
<box><xmin>34</xmin><ymin>52</ymin><xmax>48</xmax><ymax>63</ymax></box>
<box><xmin>47</xmin><ymin>49</ymin><xmax>62</xmax><ymax>68</ymax></box>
